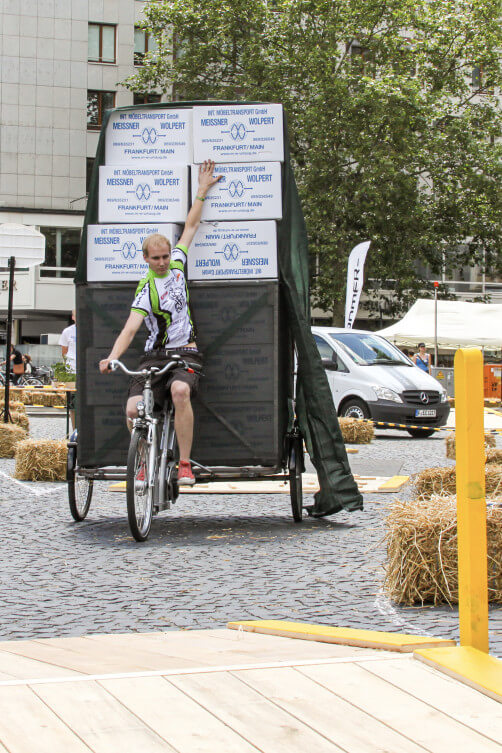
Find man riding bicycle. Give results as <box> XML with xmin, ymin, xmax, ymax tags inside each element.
<box><xmin>99</xmin><ymin>159</ymin><xmax>221</xmax><ymax>485</ymax></box>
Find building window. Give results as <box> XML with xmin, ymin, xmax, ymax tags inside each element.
<box><xmin>88</xmin><ymin>23</ymin><xmax>116</xmax><ymax>64</ymax></box>
<box><xmin>87</xmin><ymin>90</ymin><xmax>115</xmax><ymax>130</ymax></box>
<box><xmin>133</xmin><ymin>92</ymin><xmax>162</xmax><ymax>105</ymax></box>
<box><xmin>86</xmin><ymin>158</ymin><xmax>95</xmax><ymax>194</ymax></box>
<box><xmin>134</xmin><ymin>27</ymin><xmax>158</xmax><ymax>65</ymax></box>
<box><xmin>39</xmin><ymin>228</ymin><xmax>81</xmax><ymax>278</ymax></box>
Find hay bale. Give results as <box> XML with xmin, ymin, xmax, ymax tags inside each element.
<box><xmin>0</xmin><ymin>423</ymin><xmax>28</xmax><ymax>458</ymax></box>
<box><xmin>24</xmin><ymin>391</ymin><xmax>61</xmax><ymax>407</ymax></box>
<box><xmin>338</xmin><ymin>417</ymin><xmax>374</xmax><ymax>444</ymax></box>
<box><xmin>10</xmin><ymin>411</ymin><xmax>29</xmax><ymax>431</ymax></box>
<box><xmin>384</xmin><ymin>495</ymin><xmax>502</xmax><ymax>605</ymax></box>
<box><xmin>414</xmin><ymin>465</ymin><xmax>502</xmax><ymax>498</ymax></box>
<box><xmin>0</xmin><ymin>400</ymin><xmax>26</xmax><ymax>414</ymax></box>
<box><xmin>445</xmin><ymin>432</ymin><xmax>496</xmax><ymax>459</ymax></box>
<box><xmin>14</xmin><ymin>439</ymin><xmax>67</xmax><ymax>481</ymax></box>
<box><xmin>487</xmin><ymin>449</ymin><xmax>502</xmax><ymax>465</ymax></box>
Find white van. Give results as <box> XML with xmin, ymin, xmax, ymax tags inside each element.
<box><xmin>312</xmin><ymin>326</ymin><xmax>450</xmax><ymax>437</ymax></box>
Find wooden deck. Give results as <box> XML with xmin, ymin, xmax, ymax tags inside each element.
<box><xmin>0</xmin><ymin>628</ymin><xmax>500</xmax><ymax>751</ymax></box>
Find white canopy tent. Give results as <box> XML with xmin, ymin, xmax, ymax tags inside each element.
<box><xmin>377</xmin><ymin>298</ymin><xmax>502</xmax><ymax>350</ymax></box>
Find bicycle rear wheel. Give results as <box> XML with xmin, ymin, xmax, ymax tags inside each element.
<box><xmin>127</xmin><ymin>428</ymin><xmax>154</xmax><ymax>541</ymax></box>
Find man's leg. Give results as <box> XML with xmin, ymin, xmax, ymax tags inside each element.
<box><xmin>170</xmin><ymin>379</ymin><xmax>193</xmax><ymax>462</ymax></box>
<box><xmin>126</xmin><ymin>395</ymin><xmax>143</xmax><ymax>432</ymax></box>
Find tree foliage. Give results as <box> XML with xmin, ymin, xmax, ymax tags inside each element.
<box><xmin>125</xmin><ymin>0</ymin><xmax>502</xmax><ymax>321</ymax></box>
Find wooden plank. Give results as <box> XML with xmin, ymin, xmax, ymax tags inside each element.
<box><xmin>234</xmin><ymin>665</ymin><xmax>426</xmax><ymax>753</ymax></box>
<box><xmin>377</xmin><ymin>475</ymin><xmax>410</xmax><ymax>492</ymax></box>
<box><xmin>86</xmin><ymin>629</ymin><xmax>369</xmax><ymax>665</ymax></box>
<box><xmin>0</xmin><ymin>650</ymin><xmax>81</xmax><ymax>681</ymax></box>
<box><xmin>169</xmin><ymin>670</ymin><xmax>346</xmax><ymax>752</ymax></box>
<box><xmin>228</xmin><ymin>620</ymin><xmax>456</xmax><ymax>651</ymax></box>
<box><xmin>415</xmin><ymin>646</ymin><xmax>502</xmax><ymax>704</ymax></box>
<box><xmin>0</xmin><ymin>636</ymin><xmax>171</xmax><ymax>675</ymax></box>
<box><xmin>0</xmin><ymin>685</ymin><xmax>89</xmax><ymax>753</ymax></box>
<box><xmin>32</xmin><ymin>679</ymin><xmax>175</xmax><ymax>752</ymax></box>
<box><xmin>101</xmin><ymin>675</ymin><xmax>259</xmax><ymax>753</ymax></box>
<box><xmin>361</xmin><ymin>656</ymin><xmax>502</xmax><ymax>742</ymax></box>
<box><xmin>300</xmin><ymin>661</ymin><xmax>502</xmax><ymax>752</ymax></box>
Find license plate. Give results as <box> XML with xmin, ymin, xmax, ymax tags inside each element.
<box><xmin>415</xmin><ymin>409</ymin><xmax>436</xmax><ymax>417</ymax></box>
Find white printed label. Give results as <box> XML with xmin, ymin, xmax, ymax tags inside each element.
<box><xmin>188</xmin><ymin>221</ymin><xmax>277</xmax><ymax>281</ymax></box>
<box><xmin>87</xmin><ymin>224</ymin><xmax>182</xmax><ymax>281</ymax></box>
<box><xmin>191</xmin><ymin>162</ymin><xmax>282</xmax><ymax>221</ymax></box>
<box><xmin>105</xmin><ymin>108</ymin><xmax>193</xmax><ymax>164</ymax></box>
<box><xmin>98</xmin><ymin>164</ymin><xmax>188</xmax><ymax>223</ymax></box>
<box><xmin>193</xmin><ymin>104</ymin><xmax>283</xmax><ymax>163</ymax></box>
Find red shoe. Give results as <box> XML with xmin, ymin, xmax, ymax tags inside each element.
<box><xmin>177</xmin><ymin>460</ymin><xmax>195</xmax><ymax>486</ymax></box>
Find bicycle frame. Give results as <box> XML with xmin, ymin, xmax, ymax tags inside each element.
<box><xmin>111</xmin><ymin>357</ymin><xmax>189</xmax><ymax>512</ymax></box>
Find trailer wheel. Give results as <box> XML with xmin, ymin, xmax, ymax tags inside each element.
<box><xmin>67</xmin><ymin>432</ymin><xmax>93</xmax><ymax>522</ymax></box>
<box><xmin>289</xmin><ymin>436</ymin><xmax>303</xmax><ymax>523</ymax></box>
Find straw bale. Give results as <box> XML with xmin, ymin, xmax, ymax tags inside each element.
<box><xmin>24</xmin><ymin>391</ymin><xmax>62</xmax><ymax>407</ymax></box>
<box><xmin>14</xmin><ymin>439</ymin><xmax>67</xmax><ymax>481</ymax></box>
<box><xmin>445</xmin><ymin>432</ymin><xmax>496</xmax><ymax>459</ymax></box>
<box><xmin>338</xmin><ymin>417</ymin><xmax>374</xmax><ymax>444</ymax></box>
<box><xmin>414</xmin><ymin>465</ymin><xmax>502</xmax><ymax>498</ymax></box>
<box><xmin>10</xmin><ymin>411</ymin><xmax>29</xmax><ymax>431</ymax></box>
<box><xmin>384</xmin><ymin>495</ymin><xmax>502</xmax><ymax>605</ymax></box>
<box><xmin>486</xmin><ymin>449</ymin><xmax>502</xmax><ymax>465</ymax></box>
<box><xmin>0</xmin><ymin>400</ymin><xmax>26</xmax><ymax>414</ymax></box>
<box><xmin>0</xmin><ymin>424</ymin><xmax>28</xmax><ymax>458</ymax></box>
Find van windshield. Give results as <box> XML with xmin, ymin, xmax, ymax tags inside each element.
<box><xmin>329</xmin><ymin>333</ymin><xmax>412</xmax><ymax>366</ymax></box>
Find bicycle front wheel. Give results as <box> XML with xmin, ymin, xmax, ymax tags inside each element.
<box><xmin>127</xmin><ymin>428</ymin><xmax>154</xmax><ymax>542</ymax></box>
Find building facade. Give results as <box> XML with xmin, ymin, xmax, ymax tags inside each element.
<box><xmin>0</xmin><ymin>0</ymin><xmax>159</xmax><ymax>343</ymax></box>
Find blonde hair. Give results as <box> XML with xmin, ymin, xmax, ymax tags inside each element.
<box><xmin>142</xmin><ymin>233</ymin><xmax>172</xmax><ymax>257</ymax></box>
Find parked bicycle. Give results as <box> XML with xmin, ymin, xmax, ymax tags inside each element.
<box><xmin>109</xmin><ymin>355</ymin><xmax>202</xmax><ymax>541</ymax></box>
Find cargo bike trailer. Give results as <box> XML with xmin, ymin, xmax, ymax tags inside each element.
<box><xmin>65</xmin><ymin>99</ymin><xmax>329</xmax><ymax>540</ymax></box>
<box><xmin>67</xmin><ymin>280</ymin><xmax>306</xmax><ymax>541</ymax></box>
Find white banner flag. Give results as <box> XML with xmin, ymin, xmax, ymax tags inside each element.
<box><xmin>344</xmin><ymin>241</ymin><xmax>371</xmax><ymax>328</ymax></box>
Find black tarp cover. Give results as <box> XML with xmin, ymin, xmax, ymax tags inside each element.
<box><xmin>76</xmin><ymin>100</ymin><xmax>363</xmax><ymax>516</ymax></box>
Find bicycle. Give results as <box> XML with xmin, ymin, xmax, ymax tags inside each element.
<box><xmin>17</xmin><ymin>374</ymin><xmax>44</xmax><ymax>387</ymax></box>
<box><xmin>110</xmin><ymin>355</ymin><xmax>201</xmax><ymax>541</ymax></box>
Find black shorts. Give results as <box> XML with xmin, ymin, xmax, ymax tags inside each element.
<box><xmin>127</xmin><ymin>348</ymin><xmax>203</xmax><ymax>409</ymax></box>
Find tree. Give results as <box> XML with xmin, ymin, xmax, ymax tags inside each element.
<box><xmin>125</xmin><ymin>0</ymin><xmax>502</xmax><ymax>321</ymax></box>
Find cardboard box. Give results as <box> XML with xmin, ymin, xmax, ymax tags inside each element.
<box><xmin>193</xmin><ymin>104</ymin><xmax>283</xmax><ymax>163</ymax></box>
<box><xmin>87</xmin><ymin>224</ymin><xmax>181</xmax><ymax>282</ymax></box>
<box><xmin>191</xmin><ymin>162</ymin><xmax>282</xmax><ymax>221</ymax></box>
<box><xmin>98</xmin><ymin>164</ymin><xmax>188</xmax><ymax>223</ymax></box>
<box><xmin>188</xmin><ymin>221</ymin><xmax>277</xmax><ymax>281</ymax></box>
<box><xmin>105</xmin><ymin>108</ymin><xmax>193</xmax><ymax>164</ymax></box>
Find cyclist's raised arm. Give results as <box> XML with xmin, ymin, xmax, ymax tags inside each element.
<box><xmin>99</xmin><ymin>311</ymin><xmax>144</xmax><ymax>374</ymax></box>
<box><xmin>178</xmin><ymin>160</ymin><xmax>222</xmax><ymax>250</ymax></box>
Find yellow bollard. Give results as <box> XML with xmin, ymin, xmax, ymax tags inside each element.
<box><xmin>454</xmin><ymin>348</ymin><xmax>489</xmax><ymax>652</ymax></box>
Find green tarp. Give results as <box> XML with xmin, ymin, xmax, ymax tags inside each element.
<box><xmin>76</xmin><ymin>100</ymin><xmax>363</xmax><ymax>517</ymax></box>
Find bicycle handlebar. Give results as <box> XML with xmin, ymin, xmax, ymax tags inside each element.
<box><xmin>109</xmin><ymin>356</ymin><xmax>201</xmax><ymax>378</ymax></box>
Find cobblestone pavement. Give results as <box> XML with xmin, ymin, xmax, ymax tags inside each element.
<box><xmin>0</xmin><ymin>415</ymin><xmax>500</xmax><ymax>656</ymax></box>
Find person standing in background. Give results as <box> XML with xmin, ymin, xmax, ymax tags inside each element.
<box><xmin>59</xmin><ymin>310</ymin><xmax>77</xmax><ymax>429</ymax></box>
<box><xmin>59</xmin><ymin>310</ymin><xmax>77</xmax><ymax>373</ymax></box>
<box><xmin>412</xmin><ymin>342</ymin><xmax>431</xmax><ymax>374</ymax></box>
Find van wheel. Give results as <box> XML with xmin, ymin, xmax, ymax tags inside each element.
<box><xmin>407</xmin><ymin>428</ymin><xmax>435</xmax><ymax>438</ymax></box>
<box><xmin>341</xmin><ymin>399</ymin><xmax>370</xmax><ymax>420</ymax></box>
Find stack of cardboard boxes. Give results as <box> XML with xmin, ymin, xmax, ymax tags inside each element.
<box><xmin>82</xmin><ymin>103</ymin><xmax>288</xmax><ymax>467</ymax></box>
